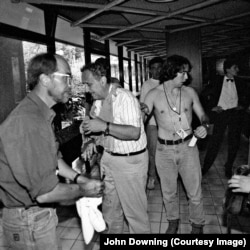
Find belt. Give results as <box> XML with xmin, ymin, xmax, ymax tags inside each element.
<box><xmin>106</xmin><ymin>148</ymin><xmax>146</xmax><ymax>156</ymax></box>
<box><xmin>158</xmin><ymin>134</ymin><xmax>193</xmax><ymax>145</ymax></box>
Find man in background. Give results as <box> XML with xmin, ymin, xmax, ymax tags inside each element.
<box><xmin>202</xmin><ymin>58</ymin><xmax>249</xmax><ymax>177</ymax></box>
<box><xmin>140</xmin><ymin>57</ymin><xmax>163</xmax><ymax>190</ymax></box>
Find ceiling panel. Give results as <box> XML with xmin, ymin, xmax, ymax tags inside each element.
<box><xmin>14</xmin><ymin>0</ymin><xmax>250</xmax><ymax>58</ymax></box>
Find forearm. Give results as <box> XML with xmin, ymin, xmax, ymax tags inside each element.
<box><xmin>57</xmin><ymin>158</ymin><xmax>79</xmax><ymax>182</ymax></box>
<box><xmin>58</xmin><ymin>158</ymin><xmax>93</xmax><ymax>184</ymax></box>
<box><xmin>200</xmin><ymin>114</ymin><xmax>210</xmax><ymax>127</ymax></box>
<box><xmin>36</xmin><ymin>182</ymin><xmax>84</xmax><ymax>204</ymax></box>
<box><xmin>107</xmin><ymin>123</ymin><xmax>140</xmax><ymax>140</ymax></box>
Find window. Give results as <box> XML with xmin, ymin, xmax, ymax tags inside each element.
<box><xmin>55</xmin><ymin>17</ymin><xmax>84</xmax><ymax>47</ymax></box>
<box><xmin>110</xmin><ymin>55</ymin><xmax>119</xmax><ymax>79</ymax></box>
<box><xmin>137</xmin><ymin>61</ymin><xmax>142</xmax><ymax>91</ymax></box>
<box><xmin>131</xmin><ymin>60</ymin><xmax>136</xmax><ymax>94</ymax></box>
<box><xmin>22</xmin><ymin>41</ymin><xmax>47</xmax><ymax>92</ymax></box>
<box><xmin>56</xmin><ymin>42</ymin><xmax>85</xmax><ymax>96</ymax></box>
<box><xmin>91</xmin><ymin>54</ymin><xmax>103</xmax><ymax>63</ymax></box>
<box><xmin>0</xmin><ymin>0</ymin><xmax>45</xmax><ymax>34</ymax></box>
<box><xmin>109</xmin><ymin>40</ymin><xmax>118</xmax><ymax>56</ymax></box>
<box><xmin>123</xmin><ymin>60</ymin><xmax>129</xmax><ymax>90</ymax></box>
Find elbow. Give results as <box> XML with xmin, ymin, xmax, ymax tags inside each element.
<box><xmin>132</xmin><ymin>127</ymin><xmax>141</xmax><ymax>140</ymax></box>
<box><xmin>36</xmin><ymin>193</ymin><xmax>47</xmax><ymax>204</ymax></box>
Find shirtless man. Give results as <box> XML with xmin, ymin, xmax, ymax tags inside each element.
<box><xmin>142</xmin><ymin>55</ymin><xmax>209</xmax><ymax>234</ymax></box>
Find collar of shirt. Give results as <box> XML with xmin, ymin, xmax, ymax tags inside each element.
<box><xmin>27</xmin><ymin>92</ymin><xmax>55</xmax><ymax>125</ymax></box>
<box><xmin>225</xmin><ymin>76</ymin><xmax>234</xmax><ymax>82</ymax></box>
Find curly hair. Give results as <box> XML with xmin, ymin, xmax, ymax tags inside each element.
<box><xmin>81</xmin><ymin>61</ymin><xmax>111</xmax><ymax>83</ymax></box>
<box><xmin>27</xmin><ymin>53</ymin><xmax>57</xmax><ymax>90</ymax></box>
<box><xmin>159</xmin><ymin>54</ymin><xmax>191</xmax><ymax>84</ymax></box>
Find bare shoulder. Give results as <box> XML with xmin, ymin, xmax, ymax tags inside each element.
<box><xmin>182</xmin><ymin>85</ymin><xmax>198</xmax><ymax>97</ymax></box>
<box><xmin>147</xmin><ymin>85</ymin><xmax>162</xmax><ymax>98</ymax></box>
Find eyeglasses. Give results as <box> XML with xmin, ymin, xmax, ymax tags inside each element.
<box><xmin>53</xmin><ymin>72</ymin><xmax>73</xmax><ymax>86</ymax></box>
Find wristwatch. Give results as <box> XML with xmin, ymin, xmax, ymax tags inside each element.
<box><xmin>73</xmin><ymin>173</ymin><xmax>81</xmax><ymax>184</ymax></box>
<box><xmin>202</xmin><ymin>122</ymin><xmax>210</xmax><ymax>130</ymax></box>
<box><xmin>104</xmin><ymin>122</ymin><xmax>110</xmax><ymax>136</ymax></box>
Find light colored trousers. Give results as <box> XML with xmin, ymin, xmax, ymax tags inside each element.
<box><xmin>156</xmin><ymin>141</ymin><xmax>205</xmax><ymax>225</ymax></box>
<box><xmin>101</xmin><ymin>150</ymin><xmax>151</xmax><ymax>233</ymax></box>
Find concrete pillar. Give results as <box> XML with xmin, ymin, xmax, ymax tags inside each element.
<box><xmin>166</xmin><ymin>28</ymin><xmax>202</xmax><ymax>93</ymax></box>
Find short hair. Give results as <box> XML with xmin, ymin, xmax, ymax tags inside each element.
<box><xmin>148</xmin><ymin>57</ymin><xmax>163</xmax><ymax>69</ymax></box>
<box><xmin>159</xmin><ymin>54</ymin><xmax>191</xmax><ymax>83</ymax></box>
<box><xmin>95</xmin><ymin>57</ymin><xmax>110</xmax><ymax>70</ymax></box>
<box><xmin>27</xmin><ymin>53</ymin><xmax>57</xmax><ymax>90</ymax></box>
<box><xmin>81</xmin><ymin>62</ymin><xmax>109</xmax><ymax>82</ymax></box>
<box><xmin>111</xmin><ymin>77</ymin><xmax>120</xmax><ymax>84</ymax></box>
<box><xmin>223</xmin><ymin>58</ymin><xmax>238</xmax><ymax>73</ymax></box>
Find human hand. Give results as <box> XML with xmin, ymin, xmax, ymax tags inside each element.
<box><xmin>228</xmin><ymin>175</ymin><xmax>250</xmax><ymax>193</ymax></box>
<box><xmin>194</xmin><ymin>125</ymin><xmax>207</xmax><ymax>139</ymax></box>
<box><xmin>212</xmin><ymin>106</ymin><xmax>223</xmax><ymax>113</ymax></box>
<box><xmin>140</xmin><ymin>102</ymin><xmax>150</xmax><ymax>115</ymax></box>
<box><xmin>79</xmin><ymin>179</ymin><xmax>105</xmax><ymax>197</ymax></box>
<box><xmin>81</xmin><ymin>116</ymin><xmax>106</xmax><ymax>135</ymax></box>
<box><xmin>80</xmin><ymin>116</ymin><xmax>90</xmax><ymax>134</ymax></box>
<box><xmin>81</xmin><ymin>141</ymin><xmax>97</xmax><ymax>161</ymax></box>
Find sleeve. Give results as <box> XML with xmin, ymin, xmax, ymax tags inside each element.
<box><xmin>3</xmin><ymin>122</ymin><xmax>59</xmax><ymax>200</ymax></box>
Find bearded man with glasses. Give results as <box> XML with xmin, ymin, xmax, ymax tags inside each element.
<box><xmin>0</xmin><ymin>53</ymin><xmax>104</xmax><ymax>250</ymax></box>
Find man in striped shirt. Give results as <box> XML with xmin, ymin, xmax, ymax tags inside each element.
<box><xmin>80</xmin><ymin>62</ymin><xmax>150</xmax><ymax>234</ymax></box>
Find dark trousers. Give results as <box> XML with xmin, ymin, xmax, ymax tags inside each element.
<box><xmin>203</xmin><ymin>109</ymin><xmax>244</xmax><ymax>174</ymax></box>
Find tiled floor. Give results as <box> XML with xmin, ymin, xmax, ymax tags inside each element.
<box><xmin>0</xmin><ymin>135</ymin><xmax>249</xmax><ymax>250</ymax></box>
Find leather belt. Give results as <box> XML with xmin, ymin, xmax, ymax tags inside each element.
<box><xmin>106</xmin><ymin>148</ymin><xmax>146</xmax><ymax>156</ymax></box>
<box><xmin>158</xmin><ymin>134</ymin><xmax>193</xmax><ymax>145</ymax></box>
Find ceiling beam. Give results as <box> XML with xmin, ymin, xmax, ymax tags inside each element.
<box><xmin>78</xmin><ymin>23</ymin><xmax>163</xmax><ymax>32</ymax></box>
<box><xmin>112</xmin><ymin>37</ymin><xmax>165</xmax><ymax>41</ymax></box>
<box><xmin>174</xmin><ymin>15</ymin><xmax>243</xmax><ymax>28</ymax></box>
<box><xmin>99</xmin><ymin>0</ymin><xmax>224</xmax><ymax>40</ymax></box>
<box><xmin>13</xmin><ymin>0</ymin><xmax>243</xmax><ymax>29</ymax></box>
<box><xmin>127</xmin><ymin>41</ymin><xmax>166</xmax><ymax>52</ymax></box>
<box><xmin>202</xmin><ymin>26</ymin><xmax>246</xmax><ymax>36</ymax></box>
<box><xmin>71</xmin><ymin>0</ymin><xmax>126</xmax><ymax>26</ymax></box>
<box><xmin>11</xmin><ymin>0</ymin><xmax>160</xmax><ymax>16</ymax></box>
<box><xmin>170</xmin><ymin>11</ymin><xmax>250</xmax><ymax>33</ymax></box>
<box><xmin>116</xmin><ymin>39</ymin><xmax>142</xmax><ymax>47</ymax></box>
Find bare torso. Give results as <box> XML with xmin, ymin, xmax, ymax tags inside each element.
<box><xmin>151</xmin><ymin>84</ymin><xmax>194</xmax><ymax>140</ymax></box>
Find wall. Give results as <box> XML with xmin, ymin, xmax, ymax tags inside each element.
<box><xmin>0</xmin><ymin>36</ymin><xmax>26</xmax><ymax>123</ymax></box>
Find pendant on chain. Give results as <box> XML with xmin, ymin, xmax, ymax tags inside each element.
<box><xmin>172</xmin><ymin>106</ymin><xmax>177</xmax><ymax>111</ymax></box>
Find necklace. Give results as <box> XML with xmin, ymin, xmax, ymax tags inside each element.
<box><xmin>163</xmin><ymin>84</ymin><xmax>181</xmax><ymax>115</ymax></box>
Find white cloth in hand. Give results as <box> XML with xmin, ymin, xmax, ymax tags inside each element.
<box><xmin>76</xmin><ymin>197</ymin><xmax>106</xmax><ymax>244</ymax></box>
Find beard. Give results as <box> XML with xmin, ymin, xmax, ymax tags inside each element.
<box><xmin>48</xmin><ymin>89</ymin><xmax>71</xmax><ymax>104</ymax></box>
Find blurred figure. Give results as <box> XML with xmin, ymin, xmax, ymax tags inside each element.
<box><xmin>228</xmin><ymin>175</ymin><xmax>250</xmax><ymax>193</ymax></box>
<box><xmin>140</xmin><ymin>57</ymin><xmax>163</xmax><ymax>190</ymax></box>
<box><xmin>228</xmin><ymin>164</ymin><xmax>250</xmax><ymax>193</ymax></box>
<box><xmin>0</xmin><ymin>53</ymin><xmax>104</xmax><ymax>250</ymax></box>
<box><xmin>202</xmin><ymin>58</ymin><xmax>249</xmax><ymax>178</ymax></box>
